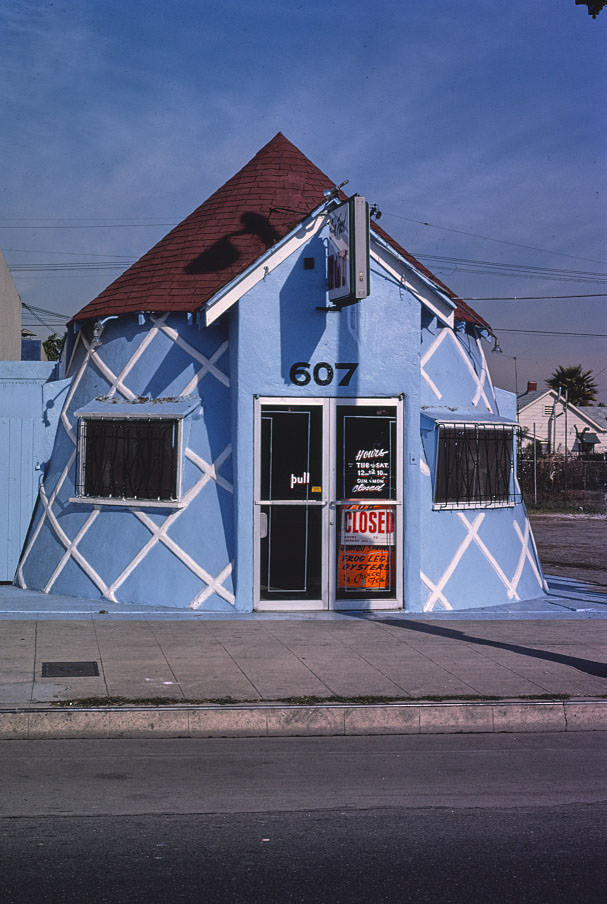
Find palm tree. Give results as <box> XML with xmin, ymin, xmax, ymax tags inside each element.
<box><xmin>546</xmin><ymin>364</ymin><xmax>598</xmax><ymax>407</ymax></box>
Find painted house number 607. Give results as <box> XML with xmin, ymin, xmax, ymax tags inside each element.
<box><xmin>289</xmin><ymin>362</ymin><xmax>359</xmax><ymax>387</ymax></box>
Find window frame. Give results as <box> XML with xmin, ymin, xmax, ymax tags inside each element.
<box><xmin>432</xmin><ymin>421</ymin><xmax>516</xmax><ymax>510</ymax></box>
<box><xmin>72</xmin><ymin>413</ymin><xmax>186</xmax><ymax>508</ymax></box>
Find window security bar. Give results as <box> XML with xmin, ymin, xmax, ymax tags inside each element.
<box><xmin>76</xmin><ymin>417</ymin><xmax>179</xmax><ymax>501</ymax></box>
<box><xmin>434</xmin><ymin>422</ymin><xmax>519</xmax><ymax>508</ymax></box>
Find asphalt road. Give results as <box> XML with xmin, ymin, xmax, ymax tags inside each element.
<box><xmin>1</xmin><ymin>735</ymin><xmax>605</xmax><ymax>903</ymax></box>
<box><xmin>2</xmin><ymin>805</ymin><xmax>604</xmax><ymax>904</ymax></box>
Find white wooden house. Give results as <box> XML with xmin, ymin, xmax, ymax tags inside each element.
<box><xmin>517</xmin><ymin>385</ymin><xmax>607</xmax><ymax>455</ymax></box>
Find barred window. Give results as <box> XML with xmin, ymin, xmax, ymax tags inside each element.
<box><xmin>77</xmin><ymin>418</ymin><xmax>179</xmax><ymax>501</ymax></box>
<box><xmin>434</xmin><ymin>424</ymin><xmax>514</xmax><ymax>508</ymax></box>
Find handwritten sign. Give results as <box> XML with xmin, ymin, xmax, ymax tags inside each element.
<box><xmin>338</xmin><ymin>546</ymin><xmax>393</xmax><ymax>591</ymax></box>
<box><xmin>349</xmin><ymin>447</ymin><xmax>390</xmax><ymax>495</ymax></box>
<box><xmin>341</xmin><ymin>414</ymin><xmax>394</xmax><ymax>499</ymax></box>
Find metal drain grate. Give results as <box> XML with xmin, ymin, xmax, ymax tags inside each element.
<box><xmin>41</xmin><ymin>661</ymin><xmax>100</xmax><ymax>678</ymax></box>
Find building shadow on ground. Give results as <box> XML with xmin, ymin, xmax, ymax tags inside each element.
<box><xmin>346</xmin><ymin>615</ymin><xmax>607</xmax><ymax>679</ymax></box>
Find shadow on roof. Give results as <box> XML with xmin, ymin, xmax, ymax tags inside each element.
<box><xmin>185</xmin><ymin>211</ymin><xmax>281</xmax><ymax>275</ymax></box>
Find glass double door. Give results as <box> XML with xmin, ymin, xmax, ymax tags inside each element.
<box><xmin>255</xmin><ymin>398</ymin><xmax>402</xmax><ymax>610</ymax></box>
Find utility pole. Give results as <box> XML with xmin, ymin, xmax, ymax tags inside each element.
<box><xmin>564</xmin><ymin>388</ymin><xmax>568</xmax><ymax>502</ymax></box>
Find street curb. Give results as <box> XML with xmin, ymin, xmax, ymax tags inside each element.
<box><xmin>0</xmin><ymin>700</ymin><xmax>605</xmax><ymax>740</ymax></box>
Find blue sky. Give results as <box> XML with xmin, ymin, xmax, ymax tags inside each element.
<box><xmin>2</xmin><ymin>0</ymin><xmax>606</xmax><ymax>400</ymax></box>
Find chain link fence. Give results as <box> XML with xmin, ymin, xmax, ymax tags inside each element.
<box><xmin>517</xmin><ymin>455</ymin><xmax>607</xmax><ymax>510</ymax></box>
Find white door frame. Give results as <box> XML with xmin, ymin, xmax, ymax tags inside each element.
<box><xmin>253</xmin><ymin>396</ymin><xmax>403</xmax><ymax>612</ymax></box>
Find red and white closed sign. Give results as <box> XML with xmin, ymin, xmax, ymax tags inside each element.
<box><xmin>341</xmin><ymin>506</ymin><xmax>394</xmax><ymax>546</ymax></box>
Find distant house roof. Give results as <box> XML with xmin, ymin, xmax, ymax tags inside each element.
<box><xmin>518</xmin><ymin>387</ymin><xmax>607</xmax><ymax>432</ymax></box>
<box><xmin>517</xmin><ymin>388</ymin><xmax>553</xmax><ymax>409</ymax></box>
<box><xmin>589</xmin><ymin>408</ymin><xmax>607</xmax><ymax>431</ymax></box>
<box><xmin>72</xmin><ymin>133</ymin><xmax>489</xmax><ymax>330</ymax></box>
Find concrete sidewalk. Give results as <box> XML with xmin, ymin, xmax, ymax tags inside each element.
<box><xmin>1</xmin><ymin>577</ymin><xmax>606</xmax><ymax>739</ymax></box>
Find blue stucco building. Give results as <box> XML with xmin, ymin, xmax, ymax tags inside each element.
<box><xmin>17</xmin><ymin>134</ymin><xmax>546</xmax><ymax>611</ymax></box>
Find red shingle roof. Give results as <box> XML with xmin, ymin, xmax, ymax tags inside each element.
<box><xmin>72</xmin><ymin>132</ymin><xmax>489</xmax><ymax>329</ymax></box>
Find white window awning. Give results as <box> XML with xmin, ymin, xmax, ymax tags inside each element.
<box><xmin>75</xmin><ymin>395</ymin><xmax>201</xmax><ymax>419</ymax></box>
<box><xmin>421</xmin><ymin>407</ymin><xmax>517</xmax><ymax>428</ymax></box>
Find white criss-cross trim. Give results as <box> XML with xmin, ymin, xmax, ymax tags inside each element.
<box><xmin>451</xmin><ymin>332</ymin><xmax>493</xmax><ymax>411</ymax></box>
<box><xmin>185</xmin><ymin>445</ymin><xmax>233</xmax><ymax>494</ymax></box>
<box><xmin>422</xmin><ymin>509</ymin><xmax>545</xmax><ymax>612</ymax></box>
<box><xmin>17</xmin><ymin>450</ymin><xmax>77</xmax><ymax>588</ymax></box>
<box><xmin>79</xmin><ymin>331</ymin><xmax>137</xmax><ymax>401</ymax></box>
<box><xmin>61</xmin><ymin>338</ymin><xmax>96</xmax><ymax>444</ymax></box>
<box><xmin>131</xmin><ymin>509</ymin><xmax>235</xmax><ymax>606</ymax></box>
<box><xmin>188</xmin><ymin>562</ymin><xmax>234</xmax><ymax>609</ymax></box>
<box><xmin>34</xmin><ymin>483</ymin><xmax>110</xmax><ymax>597</ymax></box>
<box><xmin>105</xmin><ymin>442</ymin><xmax>234</xmax><ymax>605</ymax></box>
<box><xmin>420</xmin><ymin>570</ymin><xmax>453</xmax><ymax>610</ymax></box>
<box><xmin>420</xmin><ymin>328</ymin><xmax>494</xmax><ymax>411</ymax></box>
<box><xmin>18</xmin><ymin>316</ymin><xmax>233</xmax><ymax>611</ymax></box>
<box><xmin>44</xmin><ymin>508</ymin><xmax>101</xmax><ymax>593</ymax></box>
<box><xmin>456</xmin><ymin>512</ymin><xmax>520</xmax><ymax>600</ymax></box>
<box><xmin>420</xmin><ymin>329</ymin><xmax>449</xmax><ymax>400</ymax></box>
<box><xmin>20</xmin><ymin>324</ymin><xmax>116</xmax><ymax>585</ymax></box>
<box><xmin>151</xmin><ymin>317</ymin><xmax>230</xmax><ymax>389</ymax></box>
<box><xmin>422</xmin><ymin>512</ymin><xmax>485</xmax><ymax>611</ymax></box>
<box><xmin>513</xmin><ymin>519</ymin><xmax>547</xmax><ymax>592</ymax></box>
<box><xmin>473</xmin><ymin>336</ymin><xmax>496</xmax><ymax>409</ymax></box>
<box><xmin>105</xmin><ymin>315</ymin><xmax>167</xmax><ymax>398</ymax></box>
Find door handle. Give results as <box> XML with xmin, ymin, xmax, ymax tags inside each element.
<box><xmin>329</xmin><ymin>500</ymin><xmax>336</xmax><ymax>526</ymax></box>
<box><xmin>259</xmin><ymin>512</ymin><xmax>268</xmax><ymax>539</ymax></box>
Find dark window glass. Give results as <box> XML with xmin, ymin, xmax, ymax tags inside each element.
<box><xmin>260</xmin><ymin>505</ymin><xmax>322</xmax><ymax>599</ymax></box>
<box><xmin>260</xmin><ymin>406</ymin><xmax>322</xmax><ymax>501</ymax></box>
<box><xmin>434</xmin><ymin>425</ymin><xmax>513</xmax><ymax>507</ymax></box>
<box><xmin>337</xmin><ymin>406</ymin><xmax>397</xmax><ymax>500</ymax></box>
<box><xmin>79</xmin><ymin>418</ymin><xmax>179</xmax><ymax>501</ymax></box>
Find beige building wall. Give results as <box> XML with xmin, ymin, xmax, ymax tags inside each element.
<box><xmin>0</xmin><ymin>251</ymin><xmax>21</xmax><ymax>360</ymax></box>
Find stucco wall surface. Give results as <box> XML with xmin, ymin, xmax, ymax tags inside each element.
<box><xmin>17</xmin><ymin>315</ymin><xmax>234</xmax><ymax>610</ymax></box>
<box><xmin>232</xmin><ymin>239</ymin><xmax>423</xmax><ymax>610</ymax></box>
<box><xmin>418</xmin><ymin>321</ymin><xmax>545</xmax><ymax>610</ymax></box>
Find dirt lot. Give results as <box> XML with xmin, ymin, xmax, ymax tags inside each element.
<box><xmin>529</xmin><ymin>514</ymin><xmax>607</xmax><ymax>590</ymax></box>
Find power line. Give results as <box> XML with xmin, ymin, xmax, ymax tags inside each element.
<box><xmin>0</xmin><ymin>223</ymin><xmax>175</xmax><ymax>229</ymax></box>
<box><xmin>21</xmin><ymin>302</ymin><xmax>58</xmax><ymax>334</ymax></box>
<box><xmin>4</xmin><ymin>246</ymin><xmax>134</xmax><ymax>259</ymax></box>
<box><xmin>22</xmin><ymin>303</ymin><xmax>73</xmax><ymax>318</ymax></box>
<box><xmin>4</xmin><ymin>211</ymin><xmax>606</xmax><ymax>268</ymax></box>
<box><xmin>493</xmin><ymin>328</ymin><xmax>607</xmax><ymax>337</ymax></box>
<box><xmin>463</xmin><ymin>294</ymin><xmax>607</xmax><ymax>300</ymax></box>
<box><xmin>9</xmin><ymin>253</ymin><xmax>607</xmax><ymax>284</ymax></box>
<box><xmin>382</xmin><ymin>209</ymin><xmax>607</xmax><ymax>267</ymax></box>
<box><xmin>415</xmin><ymin>252</ymin><xmax>607</xmax><ymax>280</ymax></box>
<box><xmin>11</xmin><ymin>263</ymin><xmax>132</xmax><ymax>272</ymax></box>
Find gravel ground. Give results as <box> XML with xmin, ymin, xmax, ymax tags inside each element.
<box><xmin>529</xmin><ymin>514</ymin><xmax>607</xmax><ymax>590</ymax></box>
